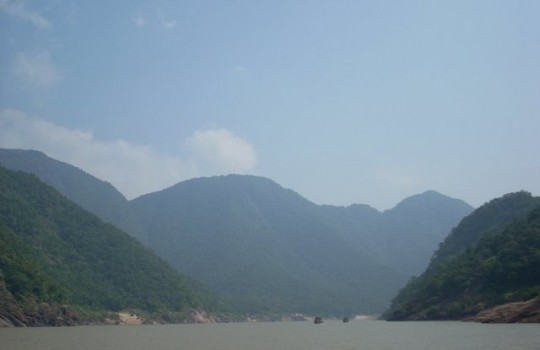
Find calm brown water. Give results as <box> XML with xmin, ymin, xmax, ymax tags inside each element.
<box><xmin>1</xmin><ymin>320</ymin><xmax>539</xmax><ymax>350</ymax></box>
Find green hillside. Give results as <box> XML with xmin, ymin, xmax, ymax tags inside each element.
<box><xmin>432</xmin><ymin>191</ymin><xmax>540</xmax><ymax>265</ymax></box>
<box><xmin>0</xmin><ymin>166</ymin><xmax>216</xmax><ymax>326</ymax></box>
<box><xmin>131</xmin><ymin>175</ymin><xmax>470</xmax><ymax>315</ymax></box>
<box><xmin>131</xmin><ymin>175</ymin><xmax>405</xmax><ymax>315</ymax></box>
<box><xmin>0</xmin><ymin>149</ymin><xmax>473</xmax><ymax>317</ymax></box>
<box><xmin>384</xmin><ymin>192</ymin><xmax>540</xmax><ymax>321</ymax></box>
<box><xmin>323</xmin><ymin>190</ymin><xmax>473</xmax><ymax>276</ymax></box>
<box><xmin>0</xmin><ymin>149</ymin><xmax>147</xmax><ymax>243</ymax></box>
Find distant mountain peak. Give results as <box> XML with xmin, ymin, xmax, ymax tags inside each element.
<box><xmin>1</xmin><ymin>148</ymin><xmax>476</xmax><ymax>316</ymax></box>
<box><xmin>399</xmin><ymin>189</ymin><xmax>459</xmax><ymax>202</ymax></box>
<box><xmin>386</xmin><ymin>190</ymin><xmax>473</xmax><ymax>215</ymax></box>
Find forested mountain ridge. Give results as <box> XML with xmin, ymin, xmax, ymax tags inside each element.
<box><xmin>0</xmin><ymin>148</ymin><xmax>473</xmax><ymax>316</ymax></box>
<box><xmin>0</xmin><ymin>166</ymin><xmax>218</xmax><ymax>326</ymax></box>
<box><xmin>131</xmin><ymin>175</ymin><xmax>472</xmax><ymax>315</ymax></box>
<box><xmin>384</xmin><ymin>192</ymin><xmax>540</xmax><ymax>321</ymax></box>
<box><xmin>321</xmin><ymin>190</ymin><xmax>473</xmax><ymax>276</ymax></box>
<box><xmin>132</xmin><ymin>175</ymin><xmax>404</xmax><ymax>315</ymax></box>
<box><xmin>431</xmin><ymin>191</ymin><xmax>540</xmax><ymax>266</ymax></box>
<box><xmin>0</xmin><ymin>149</ymin><xmax>147</xmax><ymax>243</ymax></box>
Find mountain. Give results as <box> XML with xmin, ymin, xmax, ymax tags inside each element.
<box><xmin>1</xmin><ymin>149</ymin><xmax>473</xmax><ymax>316</ymax></box>
<box><xmin>383</xmin><ymin>191</ymin><xmax>474</xmax><ymax>273</ymax></box>
<box><xmin>384</xmin><ymin>191</ymin><xmax>540</xmax><ymax>321</ymax></box>
<box><xmin>432</xmin><ymin>191</ymin><xmax>540</xmax><ymax>265</ymax></box>
<box><xmin>323</xmin><ymin>190</ymin><xmax>473</xmax><ymax>277</ymax></box>
<box><xmin>0</xmin><ymin>149</ymin><xmax>146</xmax><ymax>243</ymax></box>
<box><xmin>131</xmin><ymin>175</ymin><xmax>405</xmax><ymax>315</ymax></box>
<box><xmin>131</xmin><ymin>175</ymin><xmax>471</xmax><ymax>315</ymax></box>
<box><xmin>0</xmin><ymin>166</ymin><xmax>217</xmax><ymax>326</ymax></box>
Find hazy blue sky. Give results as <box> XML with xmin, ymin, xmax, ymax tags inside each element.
<box><xmin>1</xmin><ymin>0</ymin><xmax>539</xmax><ymax>210</ymax></box>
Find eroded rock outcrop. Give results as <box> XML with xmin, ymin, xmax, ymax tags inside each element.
<box><xmin>467</xmin><ymin>296</ymin><xmax>540</xmax><ymax>323</ymax></box>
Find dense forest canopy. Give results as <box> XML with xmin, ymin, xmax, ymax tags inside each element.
<box><xmin>0</xmin><ymin>149</ymin><xmax>147</xmax><ymax>243</ymax></box>
<box><xmin>384</xmin><ymin>192</ymin><xmax>540</xmax><ymax>321</ymax></box>
<box><xmin>0</xmin><ymin>166</ymin><xmax>218</xmax><ymax>325</ymax></box>
<box><xmin>1</xmin><ymin>149</ymin><xmax>538</xmax><ymax>324</ymax></box>
<box><xmin>0</xmin><ymin>149</ymin><xmax>474</xmax><ymax>317</ymax></box>
<box><xmin>131</xmin><ymin>174</ymin><xmax>472</xmax><ymax>315</ymax></box>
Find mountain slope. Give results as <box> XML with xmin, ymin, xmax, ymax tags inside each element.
<box><xmin>0</xmin><ymin>149</ymin><xmax>146</xmax><ymax>243</ymax></box>
<box><xmin>132</xmin><ymin>175</ymin><xmax>406</xmax><ymax>315</ymax></box>
<box><xmin>322</xmin><ymin>190</ymin><xmax>473</xmax><ymax>276</ymax></box>
<box><xmin>131</xmin><ymin>175</ymin><xmax>469</xmax><ymax>315</ymax></box>
<box><xmin>432</xmin><ymin>191</ymin><xmax>540</xmax><ymax>265</ymax></box>
<box><xmin>0</xmin><ymin>166</ymin><xmax>216</xmax><ymax>326</ymax></box>
<box><xmin>0</xmin><ymin>149</ymin><xmax>473</xmax><ymax>316</ymax></box>
<box><xmin>381</xmin><ymin>190</ymin><xmax>474</xmax><ymax>274</ymax></box>
<box><xmin>384</xmin><ymin>191</ymin><xmax>540</xmax><ymax>321</ymax></box>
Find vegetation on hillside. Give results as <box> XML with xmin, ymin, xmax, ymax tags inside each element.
<box><xmin>0</xmin><ymin>166</ymin><xmax>219</xmax><ymax>326</ymax></box>
<box><xmin>0</xmin><ymin>149</ymin><xmax>474</xmax><ymax>317</ymax></box>
<box><xmin>384</xmin><ymin>192</ymin><xmax>540</xmax><ymax>321</ymax></box>
<box><xmin>322</xmin><ymin>190</ymin><xmax>473</xmax><ymax>276</ymax></box>
<box><xmin>0</xmin><ymin>149</ymin><xmax>147</xmax><ymax>243</ymax></box>
<box><xmin>132</xmin><ymin>175</ymin><xmax>471</xmax><ymax>315</ymax></box>
<box><xmin>432</xmin><ymin>191</ymin><xmax>540</xmax><ymax>266</ymax></box>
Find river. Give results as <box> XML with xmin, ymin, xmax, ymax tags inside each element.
<box><xmin>1</xmin><ymin>320</ymin><xmax>539</xmax><ymax>350</ymax></box>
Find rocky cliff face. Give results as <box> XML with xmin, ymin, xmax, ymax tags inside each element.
<box><xmin>0</xmin><ymin>280</ymin><xmax>80</xmax><ymax>327</ymax></box>
<box><xmin>467</xmin><ymin>296</ymin><xmax>540</xmax><ymax>323</ymax></box>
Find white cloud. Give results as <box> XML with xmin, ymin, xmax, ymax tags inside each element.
<box><xmin>157</xmin><ymin>8</ymin><xmax>176</xmax><ymax>30</ymax></box>
<box><xmin>185</xmin><ymin>129</ymin><xmax>257</xmax><ymax>174</ymax></box>
<box><xmin>0</xmin><ymin>0</ymin><xmax>50</xmax><ymax>29</ymax></box>
<box><xmin>14</xmin><ymin>51</ymin><xmax>63</xmax><ymax>87</ymax></box>
<box><xmin>134</xmin><ymin>9</ymin><xmax>176</xmax><ymax>30</ymax></box>
<box><xmin>132</xmin><ymin>11</ymin><xmax>146</xmax><ymax>27</ymax></box>
<box><xmin>0</xmin><ymin>109</ymin><xmax>257</xmax><ymax>198</ymax></box>
<box><xmin>160</xmin><ymin>18</ymin><xmax>176</xmax><ymax>30</ymax></box>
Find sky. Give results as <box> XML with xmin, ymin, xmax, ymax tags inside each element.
<box><xmin>1</xmin><ymin>0</ymin><xmax>539</xmax><ymax>210</ymax></box>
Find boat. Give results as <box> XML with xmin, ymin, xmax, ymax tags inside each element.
<box><xmin>342</xmin><ymin>317</ymin><xmax>349</xmax><ymax>323</ymax></box>
<box><xmin>314</xmin><ymin>317</ymin><xmax>323</xmax><ymax>324</ymax></box>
